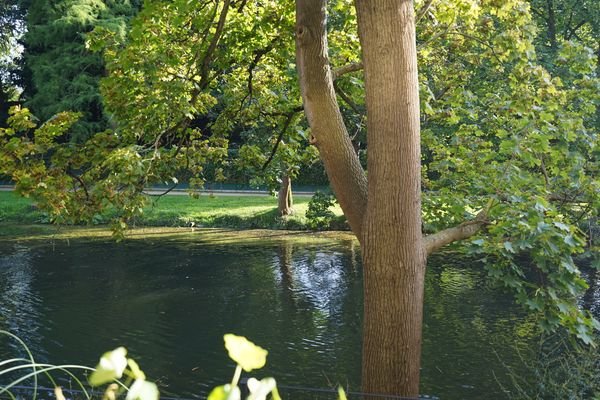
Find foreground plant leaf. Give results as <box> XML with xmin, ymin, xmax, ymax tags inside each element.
<box><xmin>207</xmin><ymin>384</ymin><xmax>241</xmax><ymax>400</ymax></box>
<box><xmin>127</xmin><ymin>358</ymin><xmax>146</xmax><ymax>380</ymax></box>
<box><xmin>247</xmin><ymin>377</ymin><xmax>278</xmax><ymax>400</ymax></box>
<box><xmin>89</xmin><ymin>347</ymin><xmax>128</xmax><ymax>386</ymax></box>
<box><xmin>223</xmin><ymin>334</ymin><xmax>267</xmax><ymax>372</ymax></box>
<box><xmin>125</xmin><ymin>379</ymin><xmax>159</xmax><ymax>400</ymax></box>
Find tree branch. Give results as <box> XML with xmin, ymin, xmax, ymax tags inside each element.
<box><xmin>416</xmin><ymin>0</ymin><xmax>435</xmax><ymax>24</ymax></box>
<box><xmin>236</xmin><ymin>0</ymin><xmax>248</xmax><ymax>13</ymax></box>
<box><xmin>143</xmin><ymin>182</ymin><xmax>179</xmax><ymax>198</ymax></box>
<box><xmin>259</xmin><ymin>105</ymin><xmax>304</xmax><ymax>117</ymax></box>
<box><xmin>334</xmin><ymin>80</ymin><xmax>363</xmax><ymax>116</ymax></box>
<box><xmin>237</xmin><ymin>37</ymin><xmax>279</xmax><ymax>113</ymax></box>
<box><xmin>67</xmin><ymin>170</ymin><xmax>90</xmax><ymax>201</ymax></box>
<box><xmin>331</xmin><ymin>61</ymin><xmax>363</xmax><ymax>80</ymax></box>
<box><xmin>423</xmin><ymin>200</ymin><xmax>493</xmax><ymax>255</ymax></box>
<box><xmin>296</xmin><ymin>0</ymin><xmax>368</xmax><ymax>238</ymax></box>
<box><xmin>565</xmin><ymin>19</ymin><xmax>588</xmax><ymax>40</ymax></box>
<box><xmin>199</xmin><ymin>0</ymin><xmax>231</xmax><ymax>90</ymax></box>
<box><xmin>261</xmin><ymin>111</ymin><xmax>298</xmax><ymax>171</ymax></box>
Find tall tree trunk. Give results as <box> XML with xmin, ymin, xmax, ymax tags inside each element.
<box><xmin>355</xmin><ymin>1</ymin><xmax>425</xmax><ymax>397</ymax></box>
<box><xmin>296</xmin><ymin>0</ymin><xmax>425</xmax><ymax>397</ymax></box>
<box><xmin>278</xmin><ymin>174</ymin><xmax>294</xmax><ymax>216</ymax></box>
<box><xmin>295</xmin><ymin>0</ymin><xmax>368</xmax><ymax>237</ymax></box>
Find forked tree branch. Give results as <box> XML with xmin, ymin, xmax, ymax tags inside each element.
<box><xmin>423</xmin><ymin>200</ymin><xmax>493</xmax><ymax>255</ymax></box>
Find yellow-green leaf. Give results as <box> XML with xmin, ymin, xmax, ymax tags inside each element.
<box><xmin>89</xmin><ymin>347</ymin><xmax>128</xmax><ymax>386</ymax></box>
<box><xmin>247</xmin><ymin>377</ymin><xmax>277</xmax><ymax>400</ymax></box>
<box><xmin>127</xmin><ymin>358</ymin><xmax>146</xmax><ymax>380</ymax></box>
<box><xmin>125</xmin><ymin>379</ymin><xmax>159</xmax><ymax>400</ymax></box>
<box><xmin>223</xmin><ymin>334</ymin><xmax>268</xmax><ymax>372</ymax></box>
<box><xmin>207</xmin><ymin>384</ymin><xmax>241</xmax><ymax>400</ymax></box>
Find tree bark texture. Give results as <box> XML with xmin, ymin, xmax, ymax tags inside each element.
<box><xmin>278</xmin><ymin>174</ymin><xmax>294</xmax><ymax>216</ymax></box>
<box><xmin>295</xmin><ymin>0</ymin><xmax>483</xmax><ymax>396</ymax></box>
<box><xmin>295</xmin><ymin>0</ymin><xmax>368</xmax><ymax>238</ymax></box>
<box><xmin>355</xmin><ymin>1</ymin><xmax>425</xmax><ymax>397</ymax></box>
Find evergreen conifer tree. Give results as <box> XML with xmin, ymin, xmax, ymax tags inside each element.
<box><xmin>20</xmin><ymin>0</ymin><xmax>140</xmax><ymax>141</ymax></box>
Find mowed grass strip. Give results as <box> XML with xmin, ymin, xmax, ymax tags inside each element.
<box><xmin>0</xmin><ymin>191</ymin><xmax>48</xmax><ymax>224</ymax></box>
<box><xmin>140</xmin><ymin>193</ymin><xmax>314</xmax><ymax>228</ymax></box>
<box><xmin>0</xmin><ymin>191</ymin><xmax>344</xmax><ymax>229</ymax></box>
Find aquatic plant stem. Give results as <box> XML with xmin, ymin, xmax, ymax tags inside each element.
<box><xmin>231</xmin><ymin>365</ymin><xmax>243</xmax><ymax>387</ymax></box>
<box><xmin>0</xmin><ymin>330</ymin><xmax>39</xmax><ymax>400</ymax></box>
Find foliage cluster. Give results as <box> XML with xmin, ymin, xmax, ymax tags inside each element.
<box><xmin>305</xmin><ymin>191</ymin><xmax>340</xmax><ymax>231</ymax></box>
<box><xmin>413</xmin><ymin>0</ymin><xmax>599</xmax><ymax>342</ymax></box>
<box><xmin>0</xmin><ymin>0</ymin><xmax>598</xmax><ymax>348</ymax></box>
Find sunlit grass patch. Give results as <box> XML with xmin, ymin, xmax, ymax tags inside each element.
<box><xmin>0</xmin><ymin>191</ymin><xmax>346</xmax><ymax>233</ymax></box>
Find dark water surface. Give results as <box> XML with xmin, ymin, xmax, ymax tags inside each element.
<box><xmin>0</xmin><ymin>234</ymin><xmax>552</xmax><ymax>399</ymax></box>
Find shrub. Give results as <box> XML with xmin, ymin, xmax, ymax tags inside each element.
<box><xmin>305</xmin><ymin>191</ymin><xmax>338</xmax><ymax>230</ymax></box>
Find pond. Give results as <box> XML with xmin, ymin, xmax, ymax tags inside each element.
<box><xmin>0</xmin><ymin>231</ymin><xmax>592</xmax><ymax>399</ymax></box>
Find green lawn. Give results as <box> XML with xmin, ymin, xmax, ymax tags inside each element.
<box><xmin>0</xmin><ymin>191</ymin><xmax>48</xmax><ymax>224</ymax></box>
<box><xmin>0</xmin><ymin>191</ymin><xmax>346</xmax><ymax>230</ymax></box>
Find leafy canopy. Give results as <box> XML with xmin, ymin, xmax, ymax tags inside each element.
<box><xmin>0</xmin><ymin>0</ymin><xmax>598</xmax><ymax>341</ymax></box>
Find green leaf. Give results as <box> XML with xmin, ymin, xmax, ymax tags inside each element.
<box><xmin>207</xmin><ymin>385</ymin><xmax>241</xmax><ymax>400</ymax></box>
<box><xmin>503</xmin><ymin>241</ymin><xmax>515</xmax><ymax>253</ymax></box>
<box><xmin>560</xmin><ymin>259</ymin><xmax>577</xmax><ymax>274</ymax></box>
<box><xmin>553</xmin><ymin>221</ymin><xmax>570</xmax><ymax>232</ymax></box>
<box><xmin>524</xmin><ymin>298</ymin><xmax>542</xmax><ymax>311</ymax></box>
<box><xmin>338</xmin><ymin>386</ymin><xmax>348</xmax><ymax>400</ymax></box>
<box><xmin>556</xmin><ymin>301</ymin><xmax>570</xmax><ymax>313</ymax></box>
<box><xmin>223</xmin><ymin>334</ymin><xmax>268</xmax><ymax>372</ymax></box>
<box><xmin>125</xmin><ymin>379</ymin><xmax>159</xmax><ymax>400</ymax></box>
<box><xmin>89</xmin><ymin>347</ymin><xmax>128</xmax><ymax>386</ymax></box>
<box><xmin>563</xmin><ymin>235</ymin><xmax>577</xmax><ymax>248</ymax></box>
<box><xmin>576</xmin><ymin>325</ymin><xmax>595</xmax><ymax>346</ymax></box>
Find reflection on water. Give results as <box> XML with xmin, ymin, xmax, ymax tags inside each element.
<box><xmin>421</xmin><ymin>254</ymin><xmax>539</xmax><ymax>398</ymax></box>
<box><xmin>0</xmin><ymin>236</ymin><xmax>597</xmax><ymax>399</ymax></box>
<box><xmin>0</xmin><ymin>244</ymin><xmax>47</xmax><ymax>362</ymax></box>
<box><xmin>582</xmin><ymin>269</ymin><xmax>599</xmax><ymax>318</ymax></box>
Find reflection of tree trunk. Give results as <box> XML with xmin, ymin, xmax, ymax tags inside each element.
<box><xmin>278</xmin><ymin>241</ymin><xmax>294</xmax><ymax>290</ymax></box>
<box><xmin>349</xmin><ymin>239</ymin><xmax>359</xmax><ymax>272</ymax></box>
<box><xmin>278</xmin><ymin>175</ymin><xmax>294</xmax><ymax>216</ymax></box>
<box><xmin>276</xmin><ymin>241</ymin><xmax>302</xmax><ymax>312</ymax></box>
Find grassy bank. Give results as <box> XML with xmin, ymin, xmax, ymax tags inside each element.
<box><xmin>0</xmin><ymin>191</ymin><xmax>346</xmax><ymax>231</ymax></box>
